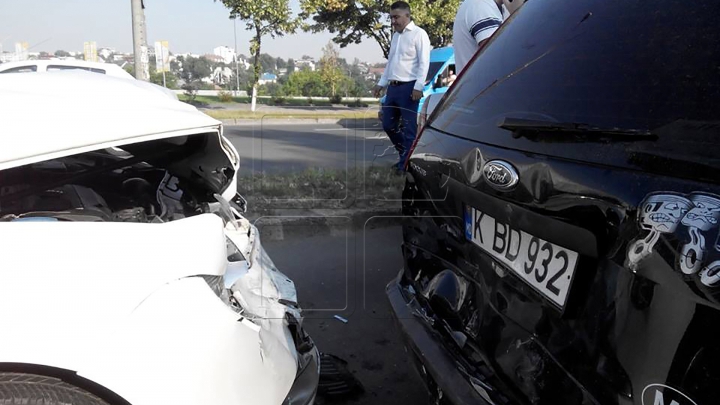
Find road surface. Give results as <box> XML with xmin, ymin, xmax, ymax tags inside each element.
<box><xmin>262</xmin><ymin>224</ymin><xmax>431</xmax><ymax>405</ymax></box>
<box><xmin>223</xmin><ymin>120</ymin><xmax>400</xmax><ymax>174</ymax></box>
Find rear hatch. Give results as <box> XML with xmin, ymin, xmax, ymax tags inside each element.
<box><xmin>403</xmin><ymin>0</ymin><xmax>720</xmax><ymax>404</ymax></box>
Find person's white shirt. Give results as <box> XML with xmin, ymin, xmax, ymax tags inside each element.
<box><xmin>453</xmin><ymin>0</ymin><xmax>510</xmax><ymax>73</ymax></box>
<box><xmin>378</xmin><ymin>21</ymin><xmax>431</xmax><ymax>92</ymax></box>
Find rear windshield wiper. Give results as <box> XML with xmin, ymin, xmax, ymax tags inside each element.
<box><xmin>498</xmin><ymin>117</ymin><xmax>657</xmax><ymax>139</ymax></box>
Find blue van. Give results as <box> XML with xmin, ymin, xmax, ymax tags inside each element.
<box><xmin>379</xmin><ymin>46</ymin><xmax>456</xmax><ymax>115</ymax></box>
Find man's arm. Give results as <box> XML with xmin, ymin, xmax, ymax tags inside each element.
<box><xmin>374</xmin><ymin>66</ymin><xmax>389</xmax><ymax>97</ymax></box>
<box><xmin>467</xmin><ymin>1</ymin><xmax>503</xmax><ymax>47</ymax></box>
<box><xmin>412</xmin><ymin>31</ymin><xmax>431</xmax><ymax>92</ymax></box>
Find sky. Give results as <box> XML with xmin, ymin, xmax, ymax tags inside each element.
<box><xmin>0</xmin><ymin>0</ymin><xmax>386</xmax><ymax>63</ymax></box>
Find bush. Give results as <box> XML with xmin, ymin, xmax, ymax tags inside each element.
<box><xmin>182</xmin><ymin>82</ymin><xmax>199</xmax><ymax>103</ymax></box>
<box><xmin>270</xmin><ymin>85</ymin><xmax>286</xmax><ymax>105</ymax></box>
<box><xmin>329</xmin><ymin>94</ymin><xmax>343</xmax><ymax>104</ymax></box>
<box><xmin>217</xmin><ymin>91</ymin><xmax>233</xmax><ymax>103</ymax></box>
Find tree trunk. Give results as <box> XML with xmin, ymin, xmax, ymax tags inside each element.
<box><xmin>251</xmin><ymin>25</ymin><xmax>263</xmax><ymax>112</ymax></box>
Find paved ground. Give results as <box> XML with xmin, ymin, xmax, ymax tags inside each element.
<box><xmin>261</xmin><ymin>224</ymin><xmax>431</xmax><ymax>405</ymax></box>
<box><xmin>224</xmin><ymin>120</ymin><xmax>400</xmax><ymax>174</ymax></box>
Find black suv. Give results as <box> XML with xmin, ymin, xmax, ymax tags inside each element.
<box><xmin>386</xmin><ymin>1</ymin><xmax>719</xmax><ymax>404</ymax></box>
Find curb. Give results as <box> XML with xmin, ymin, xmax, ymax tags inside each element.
<box><xmin>244</xmin><ymin>207</ymin><xmax>403</xmax><ymax>240</ymax></box>
<box><xmin>219</xmin><ymin>118</ymin><xmax>355</xmax><ymax>126</ymax></box>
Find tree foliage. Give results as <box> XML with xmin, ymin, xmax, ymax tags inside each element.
<box><xmin>178</xmin><ymin>56</ymin><xmax>212</xmax><ymax>83</ymax></box>
<box><xmin>259</xmin><ymin>53</ymin><xmax>277</xmax><ymax>73</ymax></box>
<box><xmin>319</xmin><ymin>41</ymin><xmax>345</xmax><ymax>96</ymax></box>
<box><xmin>300</xmin><ymin>0</ymin><xmax>460</xmax><ymax>58</ymax></box>
<box><xmin>215</xmin><ymin>0</ymin><xmax>299</xmax><ymax>91</ymax></box>
<box><xmin>287</xmin><ymin>58</ymin><xmax>296</xmax><ymax>74</ymax></box>
<box><xmin>148</xmin><ymin>58</ymin><xmax>179</xmax><ymax>89</ymax></box>
<box><xmin>176</xmin><ymin>56</ymin><xmax>213</xmax><ymax>100</ymax></box>
<box><xmin>282</xmin><ymin>69</ymin><xmax>328</xmax><ymax>97</ymax></box>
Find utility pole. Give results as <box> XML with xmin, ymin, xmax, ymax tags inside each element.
<box><xmin>131</xmin><ymin>0</ymin><xmax>149</xmax><ymax>81</ymax></box>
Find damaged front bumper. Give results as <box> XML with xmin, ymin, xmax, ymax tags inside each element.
<box><xmin>386</xmin><ymin>270</ymin><xmax>492</xmax><ymax>405</ymax></box>
<box><xmin>222</xmin><ymin>211</ymin><xmax>320</xmax><ymax>405</ymax></box>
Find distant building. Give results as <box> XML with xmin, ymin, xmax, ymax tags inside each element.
<box><xmin>295</xmin><ymin>59</ymin><xmax>316</xmax><ymax>71</ymax></box>
<box><xmin>212</xmin><ymin>66</ymin><xmax>234</xmax><ymax>86</ymax></box>
<box><xmin>112</xmin><ymin>60</ymin><xmax>129</xmax><ymax>70</ymax></box>
<box><xmin>368</xmin><ymin>66</ymin><xmax>385</xmax><ymax>80</ymax></box>
<box><xmin>238</xmin><ymin>57</ymin><xmax>251</xmax><ymax>70</ymax></box>
<box><xmin>213</xmin><ymin>46</ymin><xmax>236</xmax><ymax>65</ymax></box>
<box><xmin>99</xmin><ymin>48</ymin><xmax>115</xmax><ymax>60</ymax></box>
<box><xmin>176</xmin><ymin>52</ymin><xmax>201</xmax><ymax>60</ymax></box>
<box><xmin>0</xmin><ymin>52</ymin><xmax>15</xmax><ymax>63</ymax></box>
<box><xmin>203</xmin><ymin>54</ymin><xmax>225</xmax><ymax>64</ymax></box>
<box><xmin>258</xmin><ymin>72</ymin><xmax>277</xmax><ymax>85</ymax></box>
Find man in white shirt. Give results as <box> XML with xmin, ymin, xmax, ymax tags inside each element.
<box><xmin>453</xmin><ymin>0</ymin><xmax>524</xmax><ymax>73</ymax></box>
<box><xmin>372</xmin><ymin>1</ymin><xmax>431</xmax><ymax>172</ymax></box>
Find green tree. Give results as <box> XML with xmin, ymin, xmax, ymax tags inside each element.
<box><xmin>259</xmin><ymin>53</ymin><xmax>277</xmax><ymax>73</ymax></box>
<box><xmin>283</xmin><ymin>69</ymin><xmax>327</xmax><ymax>97</ymax></box>
<box><xmin>276</xmin><ymin>57</ymin><xmax>287</xmax><ymax>69</ymax></box>
<box><xmin>300</xmin><ymin>0</ymin><xmax>460</xmax><ymax>58</ymax></box>
<box><xmin>147</xmin><ymin>58</ymin><xmax>179</xmax><ymax>89</ymax></box>
<box><xmin>224</xmin><ymin>66</ymin><xmax>252</xmax><ymax>92</ymax></box>
<box><xmin>179</xmin><ymin>56</ymin><xmax>212</xmax><ymax>83</ymax></box>
<box><xmin>54</xmin><ymin>50</ymin><xmax>71</xmax><ymax>58</ymax></box>
<box><xmin>215</xmin><ymin>0</ymin><xmax>300</xmax><ymax>110</ymax></box>
<box><xmin>319</xmin><ymin>41</ymin><xmax>345</xmax><ymax>97</ymax></box>
<box><xmin>287</xmin><ymin>58</ymin><xmax>296</xmax><ymax>74</ymax></box>
<box><xmin>178</xmin><ymin>56</ymin><xmax>212</xmax><ymax>101</ymax></box>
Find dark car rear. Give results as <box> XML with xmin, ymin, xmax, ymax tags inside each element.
<box><xmin>387</xmin><ymin>1</ymin><xmax>720</xmax><ymax>404</ymax></box>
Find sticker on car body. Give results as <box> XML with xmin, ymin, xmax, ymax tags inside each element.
<box><xmin>464</xmin><ymin>205</ymin><xmax>579</xmax><ymax>308</ymax></box>
<box><xmin>627</xmin><ymin>192</ymin><xmax>720</xmax><ymax>287</ymax></box>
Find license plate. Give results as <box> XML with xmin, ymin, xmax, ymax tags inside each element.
<box><xmin>464</xmin><ymin>205</ymin><xmax>579</xmax><ymax>308</ymax></box>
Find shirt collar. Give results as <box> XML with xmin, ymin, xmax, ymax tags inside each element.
<box><xmin>402</xmin><ymin>21</ymin><xmax>417</xmax><ymax>32</ymax></box>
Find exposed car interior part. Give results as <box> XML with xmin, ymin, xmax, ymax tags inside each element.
<box><xmin>0</xmin><ymin>134</ymin><xmax>235</xmax><ymax>225</ymax></box>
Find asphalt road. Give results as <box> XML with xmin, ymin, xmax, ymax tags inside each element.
<box><xmin>261</xmin><ymin>223</ymin><xmax>431</xmax><ymax>405</ymax></box>
<box><xmin>223</xmin><ymin>119</ymin><xmax>401</xmax><ymax>174</ymax></box>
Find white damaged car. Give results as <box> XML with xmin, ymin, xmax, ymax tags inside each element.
<box><xmin>0</xmin><ymin>72</ymin><xmax>319</xmax><ymax>405</ymax></box>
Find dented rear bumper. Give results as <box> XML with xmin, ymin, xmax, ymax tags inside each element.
<box><xmin>386</xmin><ymin>271</ymin><xmax>491</xmax><ymax>405</ymax></box>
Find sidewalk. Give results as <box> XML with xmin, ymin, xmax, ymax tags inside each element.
<box><xmin>193</xmin><ymin>101</ymin><xmax>381</xmax><ymax>125</ymax></box>
<box><xmin>236</xmin><ymin>166</ymin><xmax>406</xmax><ymax>240</ymax></box>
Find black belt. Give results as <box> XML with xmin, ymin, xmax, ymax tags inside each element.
<box><xmin>388</xmin><ymin>80</ymin><xmax>413</xmax><ymax>86</ymax></box>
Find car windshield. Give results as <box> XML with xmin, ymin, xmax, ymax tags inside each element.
<box><xmin>425</xmin><ymin>61</ymin><xmax>444</xmax><ymax>85</ymax></box>
<box><xmin>431</xmin><ymin>0</ymin><xmax>720</xmax><ymax>163</ymax></box>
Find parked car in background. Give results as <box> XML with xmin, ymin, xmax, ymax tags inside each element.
<box><xmin>0</xmin><ymin>71</ymin><xmax>318</xmax><ymax>405</ymax></box>
<box><xmin>388</xmin><ymin>0</ymin><xmax>720</xmax><ymax>404</ymax></box>
<box><xmin>0</xmin><ymin>59</ymin><xmax>134</xmax><ymax>78</ymax></box>
<box><xmin>0</xmin><ymin>59</ymin><xmax>177</xmax><ymax>100</ymax></box>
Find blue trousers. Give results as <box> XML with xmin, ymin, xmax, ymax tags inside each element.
<box><xmin>381</xmin><ymin>81</ymin><xmax>420</xmax><ymax>168</ymax></box>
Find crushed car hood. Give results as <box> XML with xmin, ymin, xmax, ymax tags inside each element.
<box><xmin>0</xmin><ymin>71</ymin><xmax>221</xmax><ymax>171</ymax></box>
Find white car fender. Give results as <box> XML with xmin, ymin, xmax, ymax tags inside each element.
<box><xmin>77</xmin><ymin>277</ymin><xmax>297</xmax><ymax>405</ymax></box>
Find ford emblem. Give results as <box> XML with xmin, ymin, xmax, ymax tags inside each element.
<box><xmin>482</xmin><ymin>160</ymin><xmax>519</xmax><ymax>190</ymax></box>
